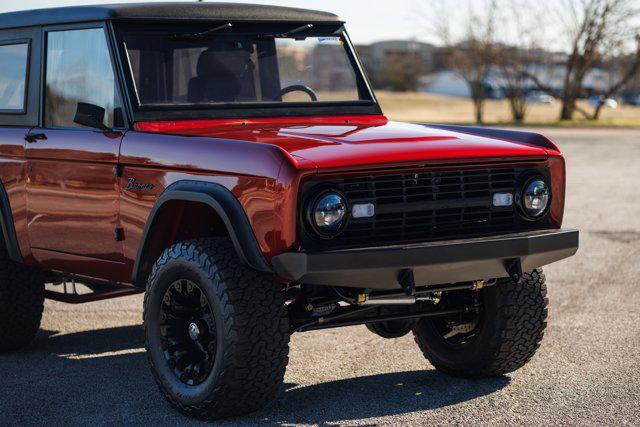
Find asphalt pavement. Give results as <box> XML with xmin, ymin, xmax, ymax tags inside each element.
<box><xmin>1</xmin><ymin>128</ymin><xmax>639</xmax><ymax>425</ymax></box>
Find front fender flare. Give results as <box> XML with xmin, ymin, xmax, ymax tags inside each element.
<box><xmin>131</xmin><ymin>180</ymin><xmax>272</xmax><ymax>285</ymax></box>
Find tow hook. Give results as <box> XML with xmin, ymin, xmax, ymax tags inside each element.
<box><xmin>506</xmin><ymin>258</ymin><xmax>524</xmax><ymax>283</ymax></box>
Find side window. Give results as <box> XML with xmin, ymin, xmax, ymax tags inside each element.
<box><xmin>45</xmin><ymin>28</ymin><xmax>122</xmax><ymax>128</ymax></box>
<box><xmin>0</xmin><ymin>42</ymin><xmax>29</xmax><ymax>113</ymax></box>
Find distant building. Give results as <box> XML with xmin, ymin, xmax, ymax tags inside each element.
<box><xmin>355</xmin><ymin>40</ymin><xmax>437</xmax><ymax>91</ymax></box>
<box><xmin>310</xmin><ymin>43</ymin><xmax>359</xmax><ymax>92</ymax></box>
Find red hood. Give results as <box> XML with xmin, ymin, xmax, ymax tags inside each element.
<box><xmin>134</xmin><ymin>115</ymin><xmax>550</xmax><ymax>171</ymax></box>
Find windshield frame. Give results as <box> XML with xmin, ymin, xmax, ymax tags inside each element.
<box><xmin>112</xmin><ymin>21</ymin><xmax>381</xmax><ymax>121</ymax></box>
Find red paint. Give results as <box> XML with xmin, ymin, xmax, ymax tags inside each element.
<box><xmin>26</xmin><ymin>128</ymin><xmax>124</xmax><ymax>262</ymax></box>
<box><xmin>134</xmin><ymin>116</ymin><xmax>551</xmax><ymax>172</ymax></box>
<box><xmin>1</xmin><ymin>114</ymin><xmax>566</xmax><ymax>286</ymax></box>
<box><xmin>127</xmin><ymin>116</ymin><xmax>564</xmax><ymax>269</ymax></box>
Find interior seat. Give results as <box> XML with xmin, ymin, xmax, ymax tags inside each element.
<box><xmin>187</xmin><ymin>48</ymin><xmax>254</xmax><ymax>103</ymax></box>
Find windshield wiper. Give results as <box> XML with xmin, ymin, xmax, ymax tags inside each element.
<box><xmin>166</xmin><ymin>23</ymin><xmax>234</xmax><ymax>40</ymax></box>
<box><xmin>255</xmin><ymin>24</ymin><xmax>315</xmax><ymax>41</ymax></box>
<box><xmin>277</xmin><ymin>24</ymin><xmax>314</xmax><ymax>39</ymax></box>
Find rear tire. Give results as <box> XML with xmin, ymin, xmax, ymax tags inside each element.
<box><xmin>0</xmin><ymin>245</ymin><xmax>44</xmax><ymax>351</ymax></box>
<box><xmin>413</xmin><ymin>269</ymin><xmax>548</xmax><ymax>378</ymax></box>
<box><xmin>144</xmin><ymin>238</ymin><xmax>290</xmax><ymax>419</ymax></box>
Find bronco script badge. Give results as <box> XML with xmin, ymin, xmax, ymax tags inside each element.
<box><xmin>124</xmin><ymin>177</ymin><xmax>154</xmax><ymax>191</ymax></box>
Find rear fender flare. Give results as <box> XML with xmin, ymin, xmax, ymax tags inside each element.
<box><xmin>0</xmin><ymin>180</ymin><xmax>23</xmax><ymax>262</ymax></box>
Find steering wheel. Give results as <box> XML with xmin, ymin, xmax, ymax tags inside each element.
<box><xmin>278</xmin><ymin>85</ymin><xmax>318</xmax><ymax>102</ymax></box>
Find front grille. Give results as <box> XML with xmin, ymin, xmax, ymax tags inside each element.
<box><xmin>333</xmin><ymin>167</ymin><xmax>518</xmax><ymax>246</ymax></box>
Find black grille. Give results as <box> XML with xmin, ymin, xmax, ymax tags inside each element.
<box><xmin>334</xmin><ymin>167</ymin><xmax>518</xmax><ymax>246</ymax></box>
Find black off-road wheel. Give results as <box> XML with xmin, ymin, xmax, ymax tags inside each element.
<box><xmin>0</xmin><ymin>244</ymin><xmax>44</xmax><ymax>351</ymax></box>
<box><xmin>143</xmin><ymin>238</ymin><xmax>290</xmax><ymax>419</ymax></box>
<box><xmin>413</xmin><ymin>269</ymin><xmax>548</xmax><ymax>378</ymax></box>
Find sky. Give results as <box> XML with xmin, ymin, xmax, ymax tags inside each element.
<box><xmin>0</xmin><ymin>0</ymin><xmax>429</xmax><ymax>45</ymax></box>
<box><xmin>2</xmin><ymin>0</ymin><xmax>639</xmax><ymax>49</ymax></box>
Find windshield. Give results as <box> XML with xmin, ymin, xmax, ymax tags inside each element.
<box><xmin>119</xmin><ymin>24</ymin><xmax>372</xmax><ymax>108</ymax></box>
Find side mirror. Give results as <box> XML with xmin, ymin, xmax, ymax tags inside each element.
<box><xmin>73</xmin><ymin>102</ymin><xmax>109</xmax><ymax>131</ymax></box>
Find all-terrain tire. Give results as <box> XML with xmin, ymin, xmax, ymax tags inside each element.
<box><xmin>0</xmin><ymin>244</ymin><xmax>44</xmax><ymax>351</ymax></box>
<box><xmin>143</xmin><ymin>238</ymin><xmax>290</xmax><ymax>419</ymax></box>
<box><xmin>413</xmin><ymin>269</ymin><xmax>548</xmax><ymax>378</ymax></box>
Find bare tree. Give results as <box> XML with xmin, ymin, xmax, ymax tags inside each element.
<box><xmin>423</xmin><ymin>0</ymin><xmax>639</xmax><ymax>123</ymax></box>
<box><xmin>495</xmin><ymin>45</ymin><xmax>529</xmax><ymax>123</ymax></box>
<box><xmin>429</xmin><ymin>0</ymin><xmax>499</xmax><ymax>124</ymax></box>
<box><xmin>381</xmin><ymin>51</ymin><xmax>426</xmax><ymax>91</ymax></box>
<box><xmin>554</xmin><ymin>0</ymin><xmax>639</xmax><ymax>120</ymax></box>
<box><xmin>492</xmin><ymin>0</ymin><xmax>640</xmax><ymax>121</ymax></box>
<box><xmin>589</xmin><ymin>35</ymin><xmax>640</xmax><ymax>119</ymax></box>
<box><xmin>492</xmin><ymin>1</ymin><xmax>552</xmax><ymax>123</ymax></box>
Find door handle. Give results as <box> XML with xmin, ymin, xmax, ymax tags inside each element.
<box><xmin>25</xmin><ymin>133</ymin><xmax>47</xmax><ymax>143</ymax></box>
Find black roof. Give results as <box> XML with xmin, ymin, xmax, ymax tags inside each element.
<box><xmin>0</xmin><ymin>2</ymin><xmax>342</xmax><ymax>30</ymax></box>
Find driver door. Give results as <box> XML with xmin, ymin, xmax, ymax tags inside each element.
<box><xmin>25</xmin><ymin>25</ymin><xmax>125</xmax><ymax>270</ymax></box>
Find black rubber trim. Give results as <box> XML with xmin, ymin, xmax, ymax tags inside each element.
<box><xmin>272</xmin><ymin>229</ymin><xmax>579</xmax><ymax>289</ymax></box>
<box><xmin>133</xmin><ymin>104</ymin><xmax>381</xmax><ymax>123</ymax></box>
<box><xmin>423</xmin><ymin>124</ymin><xmax>558</xmax><ymax>151</ymax></box>
<box><xmin>131</xmin><ymin>180</ymin><xmax>272</xmax><ymax>284</ymax></box>
<box><xmin>0</xmin><ymin>181</ymin><xmax>23</xmax><ymax>262</ymax></box>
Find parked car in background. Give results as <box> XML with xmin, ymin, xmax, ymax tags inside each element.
<box><xmin>526</xmin><ymin>91</ymin><xmax>556</xmax><ymax>105</ymax></box>
<box><xmin>588</xmin><ymin>95</ymin><xmax>619</xmax><ymax>109</ymax></box>
<box><xmin>622</xmin><ymin>94</ymin><xmax>640</xmax><ymax>106</ymax></box>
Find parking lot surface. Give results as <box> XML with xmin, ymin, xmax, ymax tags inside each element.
<box><xmin>1</xmin><ymin>128</ymin><xmax>639</xmax><ymax>425</ymax></box>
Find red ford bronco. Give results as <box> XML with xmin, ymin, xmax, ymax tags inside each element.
<box><xmin>0</xmin><ymin>3</ymin><xmax>578</xmax><ymax>419</ymax></box>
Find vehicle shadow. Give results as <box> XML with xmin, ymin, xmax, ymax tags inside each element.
<box><xmin>0</xmin><ymin>325</ymin><xmax>510</xmax><ymax>425</ymax></box>
<box><xmin>259</xmin><ymin>371</ymin><xmax>510</xmax><ymax>424</ymax></box>
<box><xmin>31</xmin><ymin>324</ymin><xmax>146</xmax><ymax>354</ymax></box>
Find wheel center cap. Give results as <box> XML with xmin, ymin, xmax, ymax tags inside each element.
<box><xmin>188</xmin><ymin>322</ymin><xmax>200</xmax><ymax>340</ymax></box>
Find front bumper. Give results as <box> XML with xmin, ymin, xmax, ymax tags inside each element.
<box><xmin>272</xmin><ymin>229</ymin><xmax>579</xmax><ymax>290</ymax></box>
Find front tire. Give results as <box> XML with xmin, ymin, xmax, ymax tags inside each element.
<box><xmin>143</xmin><ymin>238</ymin><xmax>290</xmax><ymax>419</ymax></box>
<box><xmin>413</xmin><ymin>269</ymin><xmax>548</xmax><ymax>378</ymax></box>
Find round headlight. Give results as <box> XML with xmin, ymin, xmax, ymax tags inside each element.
<box><xmin>522</xmin><ymin>178</ymin><xmax>550</xmax><ymax>218</ymax></box>
<box><xmin>311</xmin><ymin>192</ymin><xmax>347</xmax><ymax>236</ymax></box>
